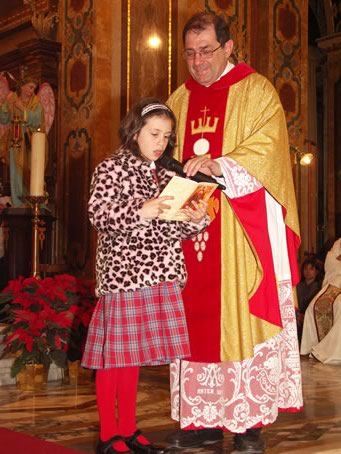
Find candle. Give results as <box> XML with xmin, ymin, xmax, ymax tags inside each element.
<box><xmin>30</xmin><ymin>132</ymin><xmax>46</xmax><ymax>196</ymax></box>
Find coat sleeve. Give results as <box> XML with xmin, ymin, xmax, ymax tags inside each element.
<box><xmin>88</xmin><ymin>161</ymin><xmax>150</xmax><ymax>234</ymax></box>
<box><xmin>180</xmin><ymin>215</ymin><xmax>210</xmax><ymax>240</ymax></box>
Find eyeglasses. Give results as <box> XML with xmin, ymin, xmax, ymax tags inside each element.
<box><xmin>182</xmin><ymin>44</ymin><xmax>222</xmax><ymax>61</ymax></box>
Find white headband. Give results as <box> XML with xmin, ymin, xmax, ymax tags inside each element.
<box><xmin>141</xmin><ymin>103</ymin><xmax>170</xmax><ymax>117</ymax></box>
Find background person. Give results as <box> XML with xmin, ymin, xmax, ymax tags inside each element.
<box><xmin>301</xmin><ymin>238</ymin><xmax>341</xmax><ymax>364</ymax></box>
<box><xmin>296</xmin><ymin>256</ymin><xmax>323</xmax><ymax>343</ymax></box>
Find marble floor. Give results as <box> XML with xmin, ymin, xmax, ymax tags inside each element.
<box><xmin>0</xmin><ymin>357</ymin><xmax>341</xmax><ymax>453</ymax></box>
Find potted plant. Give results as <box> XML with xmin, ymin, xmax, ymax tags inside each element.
<box><xmin>0</xmin><ymin>274</ymin><xmax>96</xmax><ymax>390</ymax></box>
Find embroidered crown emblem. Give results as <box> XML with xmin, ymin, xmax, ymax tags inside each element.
<box><xmin>191</xmin><ymin>116</ymin><xmax>218</xmax><ymax>135</ymax></box>
<box><xmin>191</xmin><ymin>106</ymin><xmax>219</xmax><ymax>135</ymax></box>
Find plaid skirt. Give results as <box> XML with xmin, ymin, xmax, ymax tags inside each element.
<box><xmin>81</xmin><ymin>281</ymin><xmax>190</xmax><ymax>368</ymax></box>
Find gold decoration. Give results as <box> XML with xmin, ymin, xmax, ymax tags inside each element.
<box><xmin>11</xmin><ymin>115</ymin><xmax>23</xmax><ymax>148</ymax></box>
<box><xmin>23</xmin><ymin>0</ymin><xmax>58</xmax><ymax>40</ymax></box>
<box><xmin>191</xmin><ymin>117</ymin><xmax>219</xmax><ymax>135</ymax></box>
<box><xmin>26</xmin><ymin>195</ymin><xmax>48</xmax><ymax>278</ymax></box>
<box><xmin>38</xmin><ymin>221</ymin><xmax>46</xmax><ymax>249</ymax></box>
<box><xmin>191</xmin><ymin>107</ymin><xmax>219</xmax><ymax>134</ymax></box>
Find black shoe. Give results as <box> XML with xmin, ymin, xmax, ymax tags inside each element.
<box><xmin>233</xmin><ymin>428</ymin><xmax>265</xmax><ymax>453</ymax></box>
<box><xmin>124</xmin><ymin>429</ymin><xmax>166</xmax><ymax>454</ymax></box>
<box><xmin>96</xmin><ymin>435</ymin><xmax>132</xmax><ymax>454</ymax></box>
<box><xmin>167</xmin><ymin>428</ymin><xmax>223</xmax><ymax>448</ymax></box>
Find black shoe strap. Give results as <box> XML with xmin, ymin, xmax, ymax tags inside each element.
<box><xmin>100</xmin><ymin>435</ymin><xmax>125</xmax><ymax>452</ymax></box>
<box><xmin>125</xmin><ymin>429</ymin><xmax>143</xmax><ymax>443</ymax></box>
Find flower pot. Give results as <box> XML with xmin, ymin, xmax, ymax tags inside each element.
<box><xmin>16</xmin><ymin>364</ymin><xmax>49</xmax><ymax>391</ymax></box>
<box><xmin>67</xmin><ymin>360</ymin><xmax>93</xmax><ymax>385</ymax></box>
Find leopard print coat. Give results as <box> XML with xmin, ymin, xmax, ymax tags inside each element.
<box><xmin>89</xmin><ymin>148</ymin><xmax>209</xmax><ymax>295</ymax></box>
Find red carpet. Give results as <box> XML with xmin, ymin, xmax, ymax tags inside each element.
<box><xmin>0</xmin><ymin>428</ymin><xmax>83</xmax><ymax>453</ymax></box>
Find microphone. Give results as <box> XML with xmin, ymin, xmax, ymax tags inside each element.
<box><xmin>156</xmin><ymin>154</ymin><xmax>226</xmax><ymax>191</ymax></box>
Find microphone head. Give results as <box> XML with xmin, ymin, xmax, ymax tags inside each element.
<box><xmin>156</xmin><ymin>154</ymin><xmax>175</xmax><ymax>170</ymax></box>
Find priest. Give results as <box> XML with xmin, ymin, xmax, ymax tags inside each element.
<box><xmin>166</xmin><ymin>11</ymin><xmax>303</xmax><ymax>454</ymax></box>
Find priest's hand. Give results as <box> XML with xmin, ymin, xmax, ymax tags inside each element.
<box><xmin>184</xmin><ymin>155</ymin><xmax>222</xmax><ymax>177</ymax></box>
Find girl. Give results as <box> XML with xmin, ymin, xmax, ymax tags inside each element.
<box><xmin>82</xmin><ymin>98</ymin><xmax>209</xmax><ymax>454</ymax></box>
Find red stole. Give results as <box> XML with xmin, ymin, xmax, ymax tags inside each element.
<box><xmin>182</xmin><ymin>64</ymin><xmax>255</xmax><ymax>362</ymax></box>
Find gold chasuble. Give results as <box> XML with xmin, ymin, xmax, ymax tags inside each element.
<box><xmin>313</xmin><ymin>285</ymin><xmax>341</xmax><ymax>341</ymax></box>
<box><xmin>167</xmin><ymin>63</ymin><xmax>300</xmax><ymax>362</ymax></box>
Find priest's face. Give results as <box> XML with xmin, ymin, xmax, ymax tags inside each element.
<box><xmin>184</xmin><ymin>24</ymin><xmax>233</xmax><ymax>86</ymax></box>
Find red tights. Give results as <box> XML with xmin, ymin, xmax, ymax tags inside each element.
<box><xmin>96</xmin><ymin>367</ymin><xmax>149</xmax><ymax>451</ymax></box>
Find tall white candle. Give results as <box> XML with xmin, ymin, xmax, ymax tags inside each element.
<box><xmin>30</xmin><ymin>132</ymin><xmax>46</xmax><ymax>196</ymax></box>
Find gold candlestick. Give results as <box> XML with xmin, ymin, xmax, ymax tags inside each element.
<box><xmin>11</xmin><ymin>114</ymin><xmax>22</xmax><ymax>148</ymax></box>
<box><xmin>26</xmin><ymin>195</ymin><xmax>48</xmax><ymax>278</ymax></box>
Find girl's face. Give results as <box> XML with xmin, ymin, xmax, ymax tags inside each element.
<box><xmin>136</xmin><ymin>115</ymin><xmax>173</xmax><ymax>162</ymax></box>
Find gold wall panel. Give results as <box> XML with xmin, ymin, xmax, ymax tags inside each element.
<box><xmin>121</xmin><ymin>0</ymin><xmax>175</xmax><ymax>113</ymax></box>
<box><xmin>0</xmin><ymin>0</ymin><xmax>48</xmax><ymax>34</ymax></box>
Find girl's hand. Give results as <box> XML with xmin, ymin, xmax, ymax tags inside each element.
<box><xmin>180</xmin><ymin>200</ymin><xmax>208</xmax><ymax>224</ymax></box>
<box><xmin>141</xmin><ymin>196</ymin><xmax>173</xmax><ymax>220</ymax></box>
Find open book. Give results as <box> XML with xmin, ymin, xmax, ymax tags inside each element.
<box><xmin>158</xmin><ymin>175</ymin><xmax>218</xmax><ymax>221</ymax></box>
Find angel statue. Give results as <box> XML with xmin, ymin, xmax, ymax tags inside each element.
<box><xmin>0</xmin><ymin>71</ymin><xmax>55</xmax><ymax>207</ymax></box>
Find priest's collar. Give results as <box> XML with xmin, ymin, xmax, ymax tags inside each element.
<box><xmin>205</xmin><ymin>61</ymin><xmax>235</xmax><ymax>87</ymax></box>
<box><xmin>185</xmin><ymin>62</ymin><xmax>256</xmax><ymax>92</ymax></box>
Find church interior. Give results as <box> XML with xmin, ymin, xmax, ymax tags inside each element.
<box><xmin>0</xmin><ymin>0</ymin><xmax>341</xmax><ymax>453</ymax></box>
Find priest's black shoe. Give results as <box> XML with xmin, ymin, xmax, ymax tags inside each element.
<box><xmin>167</xmin><ymin>428</ymin><xmax>223</xmax><ymax>448</ymax></box>
<box><xmin>233</xmin><ymin>428</ymin><xmax>265</xmax><ymax>453</ymax></box>
<box><xmin>96</xmin><ymin>435</ymin><xmax>132</xmax><ymax>454</ymax></box>
<box><xmin>124</xmin><ymin>429</ymin><xmax>166</xmax><ymax>454</ymax></box>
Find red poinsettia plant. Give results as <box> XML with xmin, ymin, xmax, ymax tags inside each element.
<box><xmin>0</xmin><ymin>274</ymin><xmax>96</xmax><ymax>377</ymax></box>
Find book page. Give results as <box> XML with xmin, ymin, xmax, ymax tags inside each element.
<box><xmin>159</xmin><ymin>175</ymin><xmax>217</xmax><ymax>221</ymax></box>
